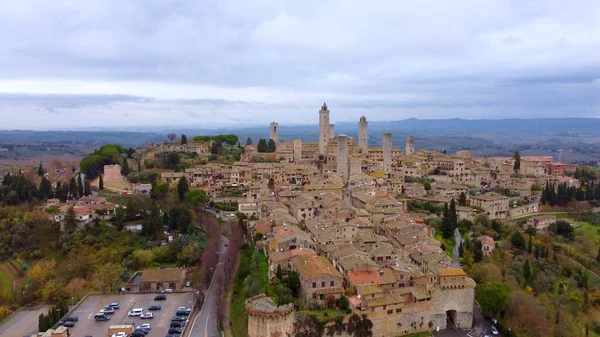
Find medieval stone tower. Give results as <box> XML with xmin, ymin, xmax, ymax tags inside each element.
<box><xmin>358</xmin><ymin>116</ymin><xmax>368</xmax><ymax>151</ymax></box>
<box><xmin>383</xmin><ymin>132</ymin><xmax>392</xmax><ymax>173</ymax></box>
<box><xmin>246</xmin><ymin>294</ymin><xmax>294</xmax><ymax>337</ymax></box>
<box><xmin>270</xmin><ymin>121</ymin><xmax>279</xmax><ymax>143</ymax></box>
<box><xmin>318</xmin><ymin>103</ymin><xmax>330</xmax><ymax>156</ymax></box>
<box><xmin>406</xmin><ymin>135</ymin><xmax>415</xmax><ymax>156</ymax></box>
<box><xmin>329</xmin><ymin>124</ymin><xmax>335</xmax><ymax>139</ymax></box>
<box><xmin>337</xmin><ymin>134</ymin><xmax>349</xmax><ymax>183</ymax></box>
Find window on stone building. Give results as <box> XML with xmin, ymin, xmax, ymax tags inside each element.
<box><xmin>396</xmin><ymin>308</ymin><xmax>402</xmax><ymax>313</ymax></box>
<box><xmin>321</xmin><ymin>281</ymin><xmax>325</xmax><ymax>287</ymax></box>
<box><xmin>387</xmin><ymin>310</ymin><xmax>393</xmax><ymax>315</ymax></box>
<box><xmin>330</xmin><ymin>281</ymin><xmax>334</xmax><ymax>287</ymax></box>
<box><xmin>320</xmin><ymin>294</ymin><xmax>324</xmax><ymax>300</ymax></box>
<box><xmin>312</xmin><ymin>282</ymin><xmax>316</xmax><ymax>288</ymax></box>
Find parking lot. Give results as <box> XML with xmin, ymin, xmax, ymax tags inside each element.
<box><xmin>0</xmin><ymin>305</ymin><xmax>53</xmax><ymax>337</ymax></box>
<box><xmin>66</xmin><ymin>292</ymin><xmax>194</xmax><ymax>337</ymax></box>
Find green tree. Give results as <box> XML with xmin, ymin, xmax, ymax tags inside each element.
<box><xmin>84</xmin><ymin>179</ymin><xmax>91</xmax><ymax>196</ymax></box>
<box><xmin>92</xmin><ymin>263</ymin><xmax>123</xmax><ymax>292</ymax></box>
<box><xmin>475</xmin><ymin>282</ymin><xmax>510</xmax><ymax>317</ymax></box>
<box><xmin>121</xmin><ymin>159</ymin><xmax>130</xmax><ymax>176</ymax></box>
<box><xmin>511</xmin><ymin>231</ymin><xmax>525</xmax><ymax>249</ymax></box>
<box><xmin>142</xmin><ymin>206</ymin><xmax>163</xmax><ymax>239</ymax></box>
<box><xmin>246</xmin><ymin>137</ymin><xmax>253</xmax><ymax>145</ymax></box>
<box><xmin>441</xmin><ymin>203</ymin><xmax>453</xmax><ymax>238</ymax></box>
<box><xmin>257</xmin><ymin>138</ymin><xmax>268</xmax><ymax>153</ymax></box>
<box><xmin>185</xmin><ymin>189</ymin><xmax>210</xmax><ymax>208</ymax></box>
<box><xmin>150</xmin><ymin>181</ymin><xmax>169</xmax><ymax>200</ymax></box>
<box><xmin>181</xmin><ymin>134</ymin><xmax>188</xmax><ymax>145</ymax></box>
<box><xmin>346</xmin><ymin>313</ymin><xmax>373</xmax><ymax>337</ymax></box>
<box><xmin>513</xmin><ymin>151</ymin><xmax>521</xmax><ymax>172</ymax></box>
<box><xmin>549</xmin><ymin>220</ymin><xmax>574</xmax><ymax>240</ymax></box>
<box><xmin>458</xmin><ymin>192</ymin><xmax>467</xmax><ymax>206</ymax></box>
<box><xmin>64</xmin><ymin>206</ymin><xmax>77</xmax><ymax>232</ymax></box>
<box><xmin>114</xmin><ymin>206</ymin><xmax>125</xmax><ymax>231</ymax></box>
<box><xmin>69</xmin><ymin>176</ymin><xmax>77</xmax><ymax>199</ymax></box>
<box><xmin>76</xmin><ymin>174</ymin><xmax>83</xmax><ymax>198</ymax></box>
<box><xmin>99</xmin><ymin>173</ymin><xmax>104</xmax><ymax>190</ymax></box>
<box><xmin>523</xmin><ymin>258</ymin><xmax>532</xmax><ymax>282</ymax></box>
<box><xmin>267</xmin><ymin>139</ymin><xmax>276</xmax><ymax>153</ymax></box>
<box><xmin>276</xmin><ymin>264</ymin><xmax>283</xmax><ymax>280</ymax></box>
<box><xmin>37</xmin><ymin>162</ymin><xmax>45</xmax><ymax>176</ymax></box>
<box><xmin>168</xmin><ymin>206</ymin><xmax>193</xmax><ymax>234</ymax></box>
<box><xmin>448</xmin><ymin>199</ymin><xmax>458</xmax><ymax>230</ymax></box>
<box><xmin>39</xmin><ymin>177</ymin><xmax>53</xmax><ymax>200</ymax></box>
<box><xmin>177</xmin><ymin>176</ymin><xmax>189</xmax><ymax>201</ymax></box>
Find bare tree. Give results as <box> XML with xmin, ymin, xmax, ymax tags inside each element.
<box><xmin>167</xmin><ymin>133</ymin><xmax>177</xmax><ymax>143</ymax></box>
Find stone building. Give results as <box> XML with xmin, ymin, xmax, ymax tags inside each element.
<box><xmin>469</xmin><ymin>194</ymin><xmax>509</xmax><ymax>219</ymax></box>
<box><xmin>382</xmin><ymin>132</ymin><xmax>392</xmax><ymax>174</ymax></box>
<box><xmin>246</xmin><ymin>294</ymin><xmax>295</xmax><ymax>337</ymax></box>
<box><xmin>526</xmin><ymin>215</ymin><xmax>556</xmax><ymax>231</ymax></box>
<box><xmin>337</xmin><ymin>135</ymin><xmax>349</xmax><ymax>183</ymax></box>
<box><xmin>291</xmin><ymin>254</ymin><xmax>345</xmax><ymax>307</ymax></box>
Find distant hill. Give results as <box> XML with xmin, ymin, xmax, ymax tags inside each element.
<box><xmin>1</xmin><ymin>118</ymin><xmax>600</xmax><ymax>163</ymax></box>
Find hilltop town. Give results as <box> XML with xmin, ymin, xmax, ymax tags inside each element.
<box><xmin>128</xmin><ymin>103</ymin><xmax>584</xmax><ymax>337</ymax></box>
<box><xmin>1</xmin><ymin>103</ymin><xmax>598</xmax><ymax>337</ymax></box>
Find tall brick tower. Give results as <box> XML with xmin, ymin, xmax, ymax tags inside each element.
<box><xmin>358</xmin><ymin>116</ymin><xmax>368</xmax><ymax>151</ymax></box>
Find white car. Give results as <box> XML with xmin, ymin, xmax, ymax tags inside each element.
<box><xmin>178</xmin><ymin>307</ymin><xmax>191</xmax><ymax>312</ymax></box>
<box><xmin>140</xmin><ymin>312</ymin><xmax>153</xmax><ymax>319</ymax></box>
<box><xmin>137</xmin><ymin>323</ymin><xmax>151</xmax><ymax>329</ymax></box>
<box><xmin>128</xmin><ymin>308</ymin><xmax>144</xmax><ymax>317</ymax></box>
<box><xmin>112</xmin><ymin>333</ymin><xmax>127</xmax><ymax>337</ymax></box>
<box><xmin>491</xmin><ymin>326</ymin><xmax>499</xmax><ymax>335</ymax></box>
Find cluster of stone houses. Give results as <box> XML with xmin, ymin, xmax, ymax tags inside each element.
<box><xmin>46</xmin><ymin>196</ymin><xmax>117</xmax><ymax>230</ymax></box>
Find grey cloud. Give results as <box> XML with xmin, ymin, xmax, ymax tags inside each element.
<box><xmin>1</xmin><ymin>0</ymin><xmax>600</xmax><ymax>128</ymax></box>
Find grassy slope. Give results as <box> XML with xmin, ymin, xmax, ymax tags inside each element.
<box><xmin>230</xmin><ymin>250</ymin><xmax>268</xmax><ymax>337</ymax></box>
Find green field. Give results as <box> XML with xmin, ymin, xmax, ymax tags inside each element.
<box><xmin>0</xmin><ymin>260</ymin><xmax>26</xmax><ymax>301</ymax></box>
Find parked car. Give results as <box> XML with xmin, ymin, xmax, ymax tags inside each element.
<box><xmin>140</xmin><ymin>312</ymin><xmax>154</xmax><ymax>319</ymax></box>
<box><xmin>94</xmin><ymin>313</ymin><xmax>110</xmax><ymax>321</ymax></box>
<box><xmin>175</xmin><ymin>310</ymin><xmax>190</xmax><ymax>317</ymax></box>
<box><xmin>64</xmin><ymin>316</ymin><xmax>78</xmax><ymax>322</ymax></box>
<box><xmin>177</xmin><ymin>307</ymin><xmax>191</xmax><ymax>312</ymax></box>
<box><xmin>171</xmin><ymin>316</ymin><xmax>186</xmax><ymax>322</ymax></box>
<box><xmin>100</xmin><ymin>307</ymin><xmax>115</xmax><ymax>315</ymax></box>
<box><xmin>163</xmin><ymin>288</ymin><xmax>174</xmax><ymax>293</ymax></box>
<box><xmin>134</xmin><ymin>327</ymin><xmax>149</xmax><ymax>335</ymax></box>
<box><xmin>148</xmin><ymin>305</ymin><xmax>162</xmax><ymax>311</ymax></box>
<box><xmin>154</xmin><ymin>294</ymin><xmax>167</xmax><ymax>301</ymax></box>
<box><xmin>130</xmin><ymin>332</ymin><xmax>145</xmax><ymax>337</ymax></box>
<box><xmin>491</xmin><ymin>326</ymin><xmax>499</xmax><ymax>335</ymax></box>
<box><xmin>112</xmin><ymin>333</ymin><xmax>127</xmax><ymax>337</ymax></box>
<box><xmin>128</xmin><ymin>308</ymin><xmax>144</xmax><ymax>317</ymax></box>
<box><xmin>62</xmin><ymin>321</ymin><xmax>75</xmax><ymax>327</ymax></box>
<box><xmin>167</xmin><ymin>328</ymin><xmax>182</xmax><ymax>335</ymax></box>
<box><xmin>108</xmin><ymin>302</ymin><xmax>120</xmax><ymax>309</ymax></box>
<box><xmin>170</xmin><ymin>321</ymin><xmax>185</xmax><ymax>328</ymax></box>
<box><xmin>138</xmin><ymin>323</ymin><xmax>151</xmax><ymax>330</ymax></box>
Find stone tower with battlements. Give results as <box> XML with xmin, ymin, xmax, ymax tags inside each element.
<box><xmin>406</xmin><ymin>135</ymin><xmax>415</xmax><ymax>156</ymax></box>
<box><xmin>269</xmin><ymin>121</ymin><xmax>279</xmax><ymax>143</ymax></box>
<box><xmin>383</xmin><ymin>132</ymin><xmax>392</xmax><ymax>173</ymax></box>
<box><xmin>337</xmin><ymin>134</ymin><xmax>349</xmax><ymax>183</ymax></box>
<box><xmin>318</xmin><ymin>103</ymin><xmax>330</xmax><ymax>156</ymax></box>
<box><xmin>246</xmin><ymin>294</ymin><xmax>294</xmax><ymax>337</ymax></box>
<box><xmin>358</xmin><ymin>116</ymin><xmax>368</xmax><ymax>151</ymax></box>
<box><xmin>329</xmin><ymin>124</ymin><xmax>335</xmax><ymax>140</ymax></box>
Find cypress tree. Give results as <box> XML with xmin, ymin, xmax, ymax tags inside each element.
<box><xmin>586</xmin><ymin>181</ymin><xmax>595</xmax><ymax>201</ymax></box>
<box><xmin>69</xmin><ymin>176</ymin><xmax>77</xmax><ymax>199</ymax></box>
<box><xmin>76</xmin><ymin>174</ymin><xmax>84</xmax><ymax>198</ymax></box>
<box><xmin>39</xmin><ymin>177</ymin><xmax>53</xmax><ymax>200</ymax></box>
<box><xmin>267</xmin><ymin>139</ymin><xmax>277</xmax><ymax>153</ymax></box>
<box><xmin>513</xmin><ymin>151</ymin><xmax>521</xmax><ymax>172</ymax></box>
<box><xmin>99</xmin><ymin>174</ymin><xmax>104</xmax><ymax>190</ymax></box>
<box><xmin>458</xmin><ymin>192</ymin><xmax>467</xmax><ymax>206</ymax></box>
<box><xmin>528</xmin><ymin>235</ymin><xmax>533</xmax><ymax>254</ymax></box>
<box><xmin>84</xmin><ymin>180</ymin><xmax>91</xmax><ymax>196</ymax></box>
<box><xmin>523</xmin><ymin>259</ymin><xmax>531</xmax><ymax>282</ymax></box>
<box><xmin>257</xmin><ymin>139</ymin><xmax>268</xmax><ymax>153</ymax></box>
<box><xmin>181</xmin><ymin>134</ymin><xmax>188</xmax><ymax>144</ymax></box>
<box><xmin>177</xmin><ymin>176</ymin><xmax>189</xmax><ymax>201</ymax></box>
<box><xmin>37</xmin><ymin>162</ymin><xmax>45</xmax><ymax>176</ymax></box>
<box><xmin>441</xmin><ymin>203</ymin><xmax>453</xmax><ymax>239</ymax></box>
<box><xmin>448</xmin><ymin>199</ymin><xmax>458</xmax><ymax>232</ymax></box>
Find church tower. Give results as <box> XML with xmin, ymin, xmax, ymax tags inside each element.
<box><xmin>318</xmin><ymin>103</ymin><xmax>330</xmax><ymax>156</ymax></box>
<box><xmin>270</xmin><ymin>121</ymin><xmax>279</xmax><ymax>143</ymax></box>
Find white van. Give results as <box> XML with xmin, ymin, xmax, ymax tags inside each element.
<box><xmin>128</xmin><ymin>308</ymin><xmax>144</xmax><ymax>316</ymax></box>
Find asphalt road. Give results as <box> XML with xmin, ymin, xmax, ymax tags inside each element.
<box><xmin>187</xmin><ymin>234</ymin><xmax>229</xmax><ymax>337</ymax></box>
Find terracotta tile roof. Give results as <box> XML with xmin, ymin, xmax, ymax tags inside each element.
<box><xmin>347</xmin><ymin>268</ymin><xmax>397</xmax><ymax>287</ymax></box>
<box><xmin>270</xmin><ymin>248</ymin><xmax>315</xmax><ymax>263</ymax></box>
<box><xmin>291</xmin><ymin>254</ymin><xmax>342</xmax><ymax>280</ymax></box>
<box><xmin>365</xmin><ymin>293</ymin><xmax>405</xmax><ymax>307</ymax></box>
<box><xmin>478</xmin><ymin>235</ymin><xmax>495</xmax><ymax>247</ymax></box>
<box><xmin>438</xmin><ymin>268</ymin><xmax>466</xmax><ymax>277</ymax></box>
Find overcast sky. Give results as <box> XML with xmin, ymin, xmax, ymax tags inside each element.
<box><xmin>0</xmin><ymin>0</ymin><xmax>599</xmax><ymax>129</ymax></box>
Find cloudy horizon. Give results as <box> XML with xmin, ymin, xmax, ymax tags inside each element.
<box><xmin>1</xmin><ymin>0</ymin><xmax>599</xmax><ymax>129</ymax></box>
